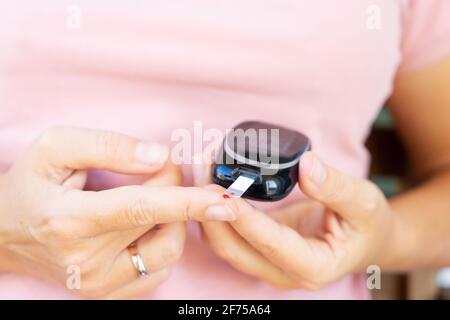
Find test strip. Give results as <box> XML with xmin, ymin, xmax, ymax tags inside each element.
<box><xmin>224</xmin><ymin>175</ymin><xmax>256</xmax><ymax>198</ymax></box>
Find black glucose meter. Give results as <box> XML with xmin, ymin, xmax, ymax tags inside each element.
<box><xmin>211</xmin><ymin>121</ymin><xmax>311</xmax><ymax>201</ymax></box>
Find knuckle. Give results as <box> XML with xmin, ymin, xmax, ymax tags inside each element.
<box><xmin>153</xmin><ymin>240</ymin><xmax>184</xmax><ymax>269</ymax></box>
<box><xmin>178</xmin><ymin>187</ymin><xmax>195</xmax><ymax>221</ymax></box>
<box><xmin>160</xmin><ymin>240</ymin><xmax>184</xmax><ymax>265</ymax></box>
<box><xmin>34</xmin><ymin>215</ymin><xmax>75</xmax><ymax>243</ymax></box>
<box><xmin>254</xmin><ymin>225</ymin><xmax>283</xmax><ymax>259</ymax></box>
<box><xmin>32</xmin><ymin>215</ymin><xmax>94</xmax><ymax>271</ymax></box>
<box><xmin>36</xmin><ymin>127</ymin><xmax>62</xmax><ymax>150</ymax></box>
<box><xmin>183</xmin><ymin>198</ymin><xmax>192</xmax><ymax>221</ymax></box>
<box><xmin>95</xmin><ymin>131</ymin><xmax>125</xmax><ymax>160</ymax></box>
<box><xmin>257</xmin><ymin>241</ymin><xmax>279</xmax><ymax>259</ymax></box>
<box><xmin>212</xmin><ymin>241</ymin><xmax>239</xmax><ymax>263</ymax></box>
<box><xmin>123</xmin><ymin>196</ymin><xmax>155</xmax><ymax>227</ymax></box>
<box><xmin>57</xmin><ymin>251</ymin><xmax>89</xmax><ymax>271</ymax></box>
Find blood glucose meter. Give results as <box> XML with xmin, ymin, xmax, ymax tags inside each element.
<box><xmin>211</xmin><ymin>121</ymin><xmax>311</xmax><ymax>201</ymax></box>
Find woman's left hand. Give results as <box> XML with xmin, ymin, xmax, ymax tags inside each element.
<box><xmin>198</xmin><ymin>152</ymin><xmax>397</xmax><ymax>290</ymax></box>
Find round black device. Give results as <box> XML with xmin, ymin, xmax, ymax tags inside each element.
<box><xmin>211</xmin><ymin>121</ymin><xmax>311</xmax><ymax>201</ymax></box>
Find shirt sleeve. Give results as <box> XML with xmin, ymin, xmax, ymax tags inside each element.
<box><xmin>398</xmin><ymin>0</ymin><xmax>450</xmax><ymax>74</ymax></box>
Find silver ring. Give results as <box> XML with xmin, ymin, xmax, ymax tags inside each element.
<box><xmin>127</xmin><ymin>242</ymin><xmax>149</xmax><ymax>279</ymax></box>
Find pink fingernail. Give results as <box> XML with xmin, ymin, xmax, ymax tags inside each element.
<box><xmin>135</xmin><ymin>142</ymin><xmax>169</xmax><ymax>166</ymax></box>
<box><xmin>300</xmin><ymin>152</ymin><xmax>326</xmax><ymax>185</ymax></box>
<box><xmin>205</xmin><ymin>205</ymin><xmax>236</xmax><ymax>221</ymax></box>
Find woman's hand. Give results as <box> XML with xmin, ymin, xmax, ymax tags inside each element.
<box><xmin>0</xmin><ymin>127</ymin><xmax>233</xmax><ymax>298</ymax></box>
<box><xmin>198</xmin><ymin>152</ymin><xmax>396</xmax><ymax>290</ymax></box>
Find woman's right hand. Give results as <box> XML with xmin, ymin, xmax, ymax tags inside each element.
<box><xmin>0</xmin><ymin>127</ymin><xmax>235</xmax><ymax>299</ymax></box>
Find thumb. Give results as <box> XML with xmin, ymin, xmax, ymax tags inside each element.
<box><xmin>299</xmin><ymin>152</ymin><xmax>386</xmax><ymax>228</ymax></box>
<box><xmin>29</xmin><ymin>127</ymin><xmax>169</xmax><ymax>177</ymax></box>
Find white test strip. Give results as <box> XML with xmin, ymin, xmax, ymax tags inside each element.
<box><xmin>224</xmin><ymin>175</ymin><xmax>256</xmax><ymax>198</ymax></box>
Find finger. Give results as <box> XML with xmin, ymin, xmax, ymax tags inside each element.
<box><xmin>104</xmin><ymin>268</ymin><xmax>170</xmax><ymax>300</ymax></box>
<box><xmin>201</xmin><ymin>185</ymin><xmax>339</xmax><ymax>286</ymax></box>
<box><xmin>299</xmin><ymin>151</ymin><xmax>387</xmax><ymax>228</ymax></box>
<box><xmin>201</xmin><ymin>221</ymin><xmax>295</xmax><ymax>290</ymax></box>
<box><xmin>100</xmin><ymin>162</ymin><xmax>185</xmax><ymax>266</ymax></box>
<box><xmin>30</xmin><ymin>127</ymin><xmax>169</xmax><ymax>176</ymax></box>
<box><xmin>83</xmin><ymin>162</ymin><xmax>184</xmax><ymax>271</ymax></box>
<box><xmin>56</xmin><ymin>185</ymin><xmax>237</xmax><ymax>235</ymax></box>
<box><xmin>62</xmin><ymin>170</ymin><xmax>88</xmax><ymax>189</ymax></box>
<box><xmin>226</xmin><ymin>197</ymin><xmax>325</xmax><ymax>279</ymax></box>
<box><xmin>143</xmin><ymin>161</ymin><xmax>183</xmax><ymax>187</ymax></box>
<box><xmin>201</xmin><ymin>184</ymin><xmax>321</xmax><ymax>278</ymax></box>
<box><xmin>270</xmin><ymin>201</ymin><xmax>325</xmax><ymax>238</ymax></box>
<box><xmin>103</xmin><ymin>223</ymin><xmax>185</xmax><ymax>293</ymax></box>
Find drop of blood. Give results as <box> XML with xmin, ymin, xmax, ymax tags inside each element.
<box><xmin>223</xmin><ymin>194</ymin><xmax>230</xmax><ymax>199</ymax></box>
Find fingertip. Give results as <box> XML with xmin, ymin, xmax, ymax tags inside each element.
<box><xmin>299</xmin><ymin>151</ymin><xmax>315</xmax><ymax>178</ymax></box>
<box><xmin>298</xmin><ymin>152</ymin><xmax>323</xmax><ymax>199</ymax></box>
<box><xmin>198</xmin><ymin>184</ymin><xmax>243</xmax><ymax>221</ymax></box>
<box><xmin>299</xmin><ymin>176</ymin><xmax>321</xmax><ymax>197</ymax></box>
<box><xmin>299</xmin><ymin>152</ymin><xmax>327</xmax><ymax>187</ymax></box>
<box><xmin>135</xmin><ymin>142</ymin><xmax>170</xmax><ymax>167</ymax></box>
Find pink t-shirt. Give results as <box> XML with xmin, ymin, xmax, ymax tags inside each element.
<box><xmin>1</xmin><ymin>0</ymin><xmax>450</xmax><ymax>299</ymax></box>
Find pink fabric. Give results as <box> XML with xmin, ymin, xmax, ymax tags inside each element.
<box><xmin>1</xmin><ymin>0</ymin><xmax>450</xmax><ymax>299</ymax></box>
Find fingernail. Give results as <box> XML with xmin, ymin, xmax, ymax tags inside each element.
<box><xmin>135</xmin><ymin>142</ymin><xmax>169</xmax><ymax>166</ymax></box>
<box><xmin>205</xmin><ymin>205</ymin><xmax>237</xmax><ymax>221</ymax></box>
<box><xmin>300</xmin><ymin>152</ymin><xmax>326</xmax><ymax>185</ymax></box>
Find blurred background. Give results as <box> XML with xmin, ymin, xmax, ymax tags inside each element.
<box><xmin>367</xmin><ymin>107</ymin><xmax>450</xmax><ymax>300</ymax></box>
